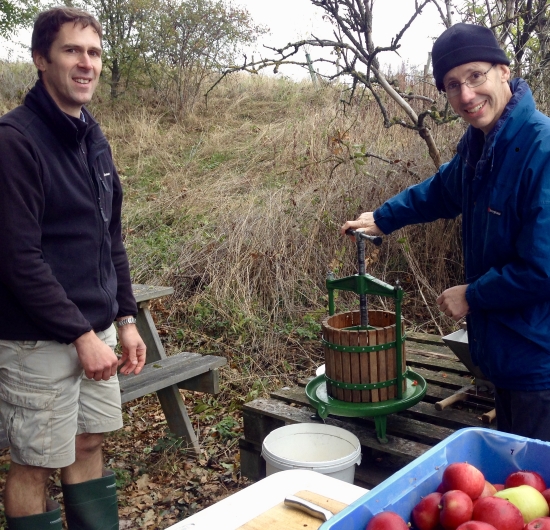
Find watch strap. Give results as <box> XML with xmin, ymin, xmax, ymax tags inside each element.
<box><xmin>117</xmin><ymin>316</ymin><xmax>137</xmax><ymax>327</ymax></box>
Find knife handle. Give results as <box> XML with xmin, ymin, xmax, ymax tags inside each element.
<box><xmin>284</xmin><ymin>495</ymin><xmax>334</xmax><ymax>522</ymax></box>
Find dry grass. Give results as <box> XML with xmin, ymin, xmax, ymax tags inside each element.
<box><xmin>90</xmin><ymin>73</ymin><xmax>467</xmax><ymax>381</ymax></box>
<box><xmin>0</xmin><ymin>64</ymin><xmax>466</xmax><ymax>381</ymax></box>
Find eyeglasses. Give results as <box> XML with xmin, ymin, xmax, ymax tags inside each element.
<box><xmin>444</xmin><ymin>64</ymin><xmax>496</xmax><ymax>98</ymax></box>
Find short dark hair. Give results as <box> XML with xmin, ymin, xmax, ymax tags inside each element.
<box><xmin>31</xmin><ymin>7</ymin><xmax>102</xmax><ymax>77</ymax></box>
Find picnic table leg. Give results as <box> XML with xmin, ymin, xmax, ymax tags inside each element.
<box><xmin>135</xmin><ymin>302</ymin><xmax>168</xmax><ymax>361</ymax></box>
<box><xmin>134</xmin><ymin>301</ymin><xmax>201</xmax><ymax>456</ymax></box>
<box><xmin>157</xmin><ymin>386</ymin><xmax>201</xmax><ymax>456</ymax></box>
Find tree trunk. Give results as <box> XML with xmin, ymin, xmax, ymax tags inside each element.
<box><xmin>110</xmin><ymin>59</ymin><xmax>121</xmax><ymax>99</ymax></box>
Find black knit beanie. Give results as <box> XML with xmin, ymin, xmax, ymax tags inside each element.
<box><xmin>432</xmin><ymin>23</ymin><xmax>510</xmax><ymax>91</ymax></box>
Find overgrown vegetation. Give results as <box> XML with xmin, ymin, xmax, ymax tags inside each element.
<box><xmin>0</xmin><ymin>60</ymin><xmax>467</xmax><ymax>528</ymax></box>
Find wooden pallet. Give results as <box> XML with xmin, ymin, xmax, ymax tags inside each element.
<box><xmin>239</xmin><ymin>332</ymin><xmax>496</xmax><ymax>489</ymax></box>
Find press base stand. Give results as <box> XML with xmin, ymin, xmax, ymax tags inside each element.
<box><xmin>305</xmin><ymin>370</ymin><xmax>427</xmax><ymax>443</ymax></box>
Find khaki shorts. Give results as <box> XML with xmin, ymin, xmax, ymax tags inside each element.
<box><xmin>0</xmin><ymin>325</ymin><xmax>123</xmax><ymax>468</ymax></box>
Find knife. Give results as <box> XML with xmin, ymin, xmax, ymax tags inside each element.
<box><xmin>284</xmin><ymin>495</ymin><xmax>334</xmax><ymax>521</ymax></box>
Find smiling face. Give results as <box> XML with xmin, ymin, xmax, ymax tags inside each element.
<box><xmin>33</xmin><ymin>22</ymin><xmax>102</xmax><ymax>118</ymax></box>
<box><xmin>443</xmin><ymin>61</ymin><xmax>512</xmax><ymax>135</ymax></box>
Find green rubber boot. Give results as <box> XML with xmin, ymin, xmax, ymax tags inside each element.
<box><xmin>62</xmin><ymin>469</ymin><xmax>119</xmax><ymax>530</ymax></box>
<box><xmin>6</xmin><ymin>499</ymin><xmax>63</xmax><ymax>530</ymax></box>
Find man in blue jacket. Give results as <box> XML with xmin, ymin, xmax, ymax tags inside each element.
<box><xmin>341</xmin><ymin>23</ymin><xmax>550</xmax><ymax>442</ymax></box>
<box><xmin>0</xmin><ymin>7</ymin><xmax>146</xmax><ymax>529</ymax></box>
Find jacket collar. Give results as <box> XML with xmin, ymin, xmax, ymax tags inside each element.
<box><xmin>24</xmin><ymin>80</ymin><xmax>100</xmax><ymax>147</ymax></box>
<box><xmin>457</xmin><ymin>78</ymin><xmax>535</xmax><ymax>168</ymax></box>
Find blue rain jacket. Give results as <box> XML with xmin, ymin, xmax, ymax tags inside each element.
<box><xmin>374</xmin><ymin>78</ymin><xmax>550</xmax><ymax>391</ymax></box>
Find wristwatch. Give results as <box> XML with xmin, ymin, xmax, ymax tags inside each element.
<box><xmin>117</xmin><ymin>316</ymin><xmax>137</xmax><ymax>327</ymax></box>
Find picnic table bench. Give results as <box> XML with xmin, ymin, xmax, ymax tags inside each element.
<box><xmin>0</xmin><ymin>284</ymin><xmax>227</xmax><ymax>457</ymax></box>
<box><xmin>123</xmin><ymin>284</ymin><xmax>227</xmax><ymax>455</ymax></box>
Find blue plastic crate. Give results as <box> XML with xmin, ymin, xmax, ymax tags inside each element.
<box><xmin>322</xmin><ymin>427</ymin><xmax>550</xmax><ymax>530</ymax></box>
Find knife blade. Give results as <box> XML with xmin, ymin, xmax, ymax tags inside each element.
<box><xmin>284</xmin><ymin>495</ymin><xmax>334</xmax><ymax>521</ymax></box>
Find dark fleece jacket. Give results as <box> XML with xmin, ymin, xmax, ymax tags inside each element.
<box><xmin>0</xmin><ymin>80</ymin><xmax>136</xmax><ymax>344</ymax></box>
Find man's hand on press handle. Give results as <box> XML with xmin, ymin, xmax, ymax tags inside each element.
<box><xmin>340</xmin><ymin>212</ymin><xmax>384</xmax><ymax>239</ymax></box>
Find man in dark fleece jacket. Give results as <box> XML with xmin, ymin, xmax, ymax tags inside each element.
<box><xmin>341</xmin><ymin>24</ymin><xmax>550</xmax><ymax>443</ymax></box>
<box><xmin>0</xmin><ymin>7</ymin><xmax>146</xmax><ymax>529</ymax></box>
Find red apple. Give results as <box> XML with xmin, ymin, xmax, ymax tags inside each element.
<box><xmin>472</xmin><ymin>496</ymin><xmax>524</xmax><ymax>530</ymax></box>
<box><xmin>479</xmin><ymin>481</ymin><xmax>498</xmax><ymax>498</ymax></box>
<box><xmin>494</xmin><ymin>484</ymin><xmax>505</xmax><ymax>492</ymax></box>
<box><xmin>412</xmin><ymin>492</ymin><xmax>443</xmax><ymax>530</ymax></box>
<box><xmin>456</xmin><ymin>522</ymin><xmax>498</xmax><ymax>530</ymax></box>
<box><xmin>442</xmin><ymin>462</ymin><xmax>485</xmax><ymax>500</ymax></box>
<box><xmin>541</xmin><ymin>489</ymin><xmax>550</xmax><ymax>510</ymax></box>
<box><xmin>365</xmin><ymin>511</ymin><xmax>409</xmax><ymax>530</ymax></box>
<box><xmin>437</xmin><ymin>481</ymin><xmax>448</xmax><ymax>493</ymax></box>
<box><xmin>525</xmin><ymin>517</ymin><xmax>550</xmax><ymax>529</ymax></box>
<box><xmin>506</xmin><ymin>471</ymin><xmax>547</xmax><ymax>493</ymax></box>
<box><xmin>440</xmin><ymin>490</ymin><xmax>474</xmax><ymax>530</ymax></box>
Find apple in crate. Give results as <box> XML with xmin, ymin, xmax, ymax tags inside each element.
<box><xmin>456</xmin><ymin>522</ymin><xmax>498</xmax><ymax>530</ymax></box>
<box><xmin>495</xmin><ymin>485</ymin><xmax>549</xmax><ymax>523</ymax></box>
<box><xmin>439</xmin><ymin>490</ymin><xmax>474</xmax><ymax>530</ymax></box>
<box><xmin>442</xmin><ymin>462</ymin><xmax>485</xmax><ymax>500</ymax></box>
<box><xmin>364</xmin><ymin>511</ymin><xmax>408</xmax><ymax>530</ymax></box>
<box><xmin>480</xmin><ymin>481</ymin><xmax>498</xmax><ymax>498</ymax></box>
<box><xmin>505</xmin><ymin>471</ymin><xmax>547</xmax><ymax>493</ymax></box>
<box><xmin>411</xmin><ymin>492</ymin><xmax>442</xmax><ymax>530</ymax></box>
<box><xmin>471</xmin><ymin>496</ymin><xmax>524</xmax><ymax>530</ymax></box>
<box><xmin>541</xmin><ymin>489</ymin><xmax>550</xmax><ymax>509</ymax></box>
<box><xmin>525</xmin><ymin>517</ymin><xmax>550</xmax><ymax>529</ymax></box>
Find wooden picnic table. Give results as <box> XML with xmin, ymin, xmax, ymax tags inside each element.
<box><xmin>120</xmin><ymin>284</ymin><xmax>227</xmax><ymax>456</ymax></box>
<box><xmin>0</xmin><ymin>284</ymin><xmax>227</xmax><ymax>457</ymax></box>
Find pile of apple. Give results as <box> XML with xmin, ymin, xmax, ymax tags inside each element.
<box><xmin>365</xmin><ymin>463</ymin><xmax>550</xmax><ymax>530</ymax></box>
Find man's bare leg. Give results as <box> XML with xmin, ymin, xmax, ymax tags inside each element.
<box><xmin>4</xmin><ymin>462</ymin><xmax>52</xmax><ymax>516</ymax></box>
<box><xmin>61</xmin><ymin>433</ymin><xmax>104</xmax><ymax>484</ymax></box>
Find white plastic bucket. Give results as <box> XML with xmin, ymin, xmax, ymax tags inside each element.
<box><xmin>261</xmin><ymin>423</ymin><xmax>362</xmax><ymax>483</ymax></box>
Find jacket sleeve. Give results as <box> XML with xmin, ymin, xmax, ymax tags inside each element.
<box><xmin>0</xmin><ymin>125</ymin><xmax>93</xmax><ymax>343</ymax></box>
<box><xmin>109</xmin><ymin>161</ymin><xmax>138</xmax><ymax>318</ymax></box>
<box><xmin>466</xmin><ymin>157</ymin><xmax>550</xmax><ymax>311</ymax></box>
<box><xmin>373</xmin><ymin>156</ymin><xmax>463</xmax><ymax>234</ymax></box>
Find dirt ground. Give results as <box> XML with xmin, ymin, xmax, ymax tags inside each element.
<box><xmin>0</xmin><ymin>390</ymin><xmax>253</xmax><ymax>529</ymax></box>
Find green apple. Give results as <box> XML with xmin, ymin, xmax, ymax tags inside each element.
<box><xmin>495</xmin><ymin>485</ymin><xmax>550</xmax><ymax>523</ymax></box>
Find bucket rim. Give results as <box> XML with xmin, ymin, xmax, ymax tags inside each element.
<box><xmin>261</xmin><ymin>424</ymin><xmax>362</xmax><ymax>474</ymax></box>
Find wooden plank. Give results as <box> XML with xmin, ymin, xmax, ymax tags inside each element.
<box><xmin>242</xmin><ymin>408</ymin><xmax>285</xmax><ymax>445</ymax></box>
<box><xmin>412</xmin><ymin>366</ymin><xmax>475</xmax><ymax>389</ymax></box>
<box><xmin>402</xmin><ymin>401</ymin><xmax>496</xmax><ymax>430</ymax></box>
<box><xmin>243</xmin><ymin>398</ymin><xmax>432</xmax><ymax>460</ymax></box>
<box><xmin>407</xmin><ymin>332</ymin><xmax>446</xmax><ymax>346</ymax></box>
<box><xmin>350</xmin><ymin>329</ymin><xmax>361</xmax><ymax>403</ymax></box>
<box><xmin>135</xmin><ymin>304</ymin><xmax>168</xmax><ymax>362</ymax></box>
<box><xmin>333</xmin><ymin>325</ymin><xmax>344</xmax><ymax>401</ymax></box>
<box><xmin>178</xmin><ymin>369</ymin><xmax>220</xmax><ymax>394</ymax></box>
<box><xmin>341</xmin><ymin>329</ymin><xmax>352</xmax><ymax>402</ymax></box>
<box><xmin>387</xmin><ymin>324</ymin><xmax>396</xmax><ymax>400</ymax></box>
<box><xmin>377</xmin><ymin>326</ymin><xmax>388</xmax><ymax>402</ymax></box>
<box><xmin>359</xmin><ymin>326</ymin><xmax>370</xmax><ymax>403</ymax></box>
<box><xmin>132</xmin><ymin>284</ymin><xmax>174</xmax><ymax>303</ymax></box>
<box><xmin>119</xmin><ymin>353</ymin><xmax>226</xmax><ymax>403</ymax></box>
<box><xmin>156</xmin><ymin>385</ymin><xmax>200</xmax><ymax>455</ymax></box>
<box><xmin>407</xmin><ymin>352</ymin><xmax>469</xmax><ymax>375</ymax></box>
<box><xmin>368</xmin><ymin>328</ymin><xmax>379</xmax><ymax>402</ymax></box>
<box><xmin>271</xmin><ymin>387</ymin><xmax>457</xmax><ymax>446</ymax></box>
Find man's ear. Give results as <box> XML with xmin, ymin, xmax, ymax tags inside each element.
<box><xmin>498</xmin><ymin>64</ymin><xmax>511</xmax><ymax>82</ymax></box>
<box><xmin>33</xmin><ymin>51</ymin><xmax>47</xmax><ymax>72</ymax></box>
